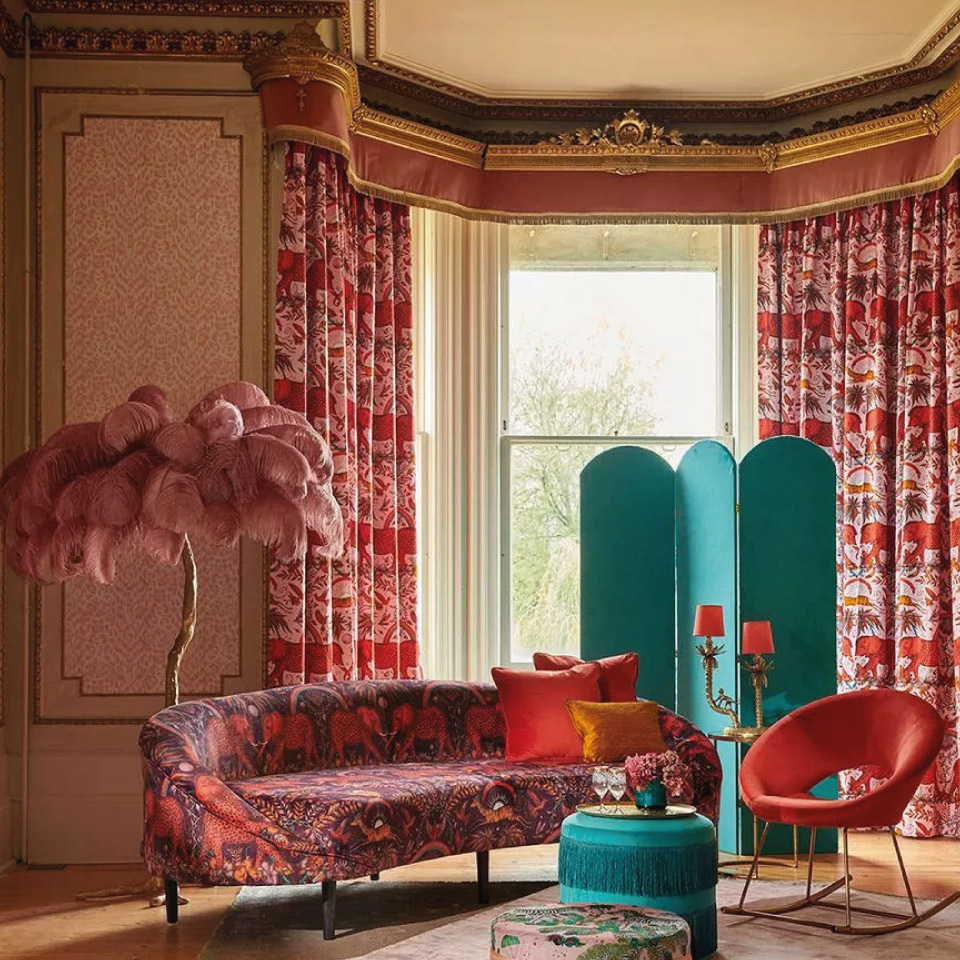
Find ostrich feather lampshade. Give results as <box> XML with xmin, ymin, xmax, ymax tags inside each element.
<box><xmin>0</xmin><ymin>381</ymin><xmax>343</xmax><ymax>705</ymax></box>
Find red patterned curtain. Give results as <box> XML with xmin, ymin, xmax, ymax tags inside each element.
<box><xmin>267</xmin><ymin>142</ymin><xmax>419</xmax><ymax>684</ymax></box>
<box><xmin>758</xmin><ymin>181</ymin><xmax>960</xmax><ymax>838</ymax></box>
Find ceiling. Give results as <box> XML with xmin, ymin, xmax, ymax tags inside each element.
<box><xmin>365</xmin><ymin>0</ymin><xmax>960</xmax><ymax>102</ymax></box>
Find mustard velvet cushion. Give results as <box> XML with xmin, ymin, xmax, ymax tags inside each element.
<box><xmin>566</xmin><ymin>699</ymin><xmax>667</xmax><ymax>763</ymax></box>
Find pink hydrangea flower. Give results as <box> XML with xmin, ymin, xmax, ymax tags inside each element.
<box><xmin>625</xmin><ymin>749</ymin><xmax>693</xmax><ymax>801</ymax></box>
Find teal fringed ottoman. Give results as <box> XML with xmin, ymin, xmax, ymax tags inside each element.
<box><xmin>491</xmin><ymin>904</ymin><xmax>691</xmax><ymax>960</ymax></box>
<box><xmin>558</xmin><ymin>811</ymin><xmax>717</xmax><ymax>959</ymax></box>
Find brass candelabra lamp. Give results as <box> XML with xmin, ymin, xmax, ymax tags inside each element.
<box><xmin>738</xmin><ymin>620</ymin><xmax>776</xmax><ymax>736</ymax></box>
<box><xmin>693</xmin><ymin>606</ymin><xmax>775</xmax><ymax>739</ymax></box>
<box><xmin>693</xmin><ymin>604</ymin><xmax>741</xmax><ymax>736</ymax></box>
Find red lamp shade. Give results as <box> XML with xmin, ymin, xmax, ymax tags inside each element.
<box><xmin>742</xmin><ymin>620</ymin><xmax>775</xmax><ymax>654</ymax></box>
<box><xmin>693</xmin><ymin>604</ymin><xmax>724</xmax><ymax>637</ymax></box>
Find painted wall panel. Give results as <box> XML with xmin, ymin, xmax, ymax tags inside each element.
<box><xmin>61</xmin><ymin>116</ymin><xmax>242</xmax><ymax>697</ymax></box>
<box><xmin>25</xmin><ymin>81</ymin><xmax>269</xmax><ymax>861</ymax></box>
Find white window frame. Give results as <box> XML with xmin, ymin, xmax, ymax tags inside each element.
<box><xmin>497</xmin><ymin>224</ymin><xmax>744</xmax><ymax>670</ymax></box>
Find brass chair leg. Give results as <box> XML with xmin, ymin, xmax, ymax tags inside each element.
<box><xmin>889</xmin><ymin>828</ymin><xmax>917</xmax><ymax>917</ymax></box>
<box><xmin>736</xmin><ymin>819</ymin><xmax>770</xmax><ymax>910</ymax></box>
<box><xmin>805</xmin><ymin>827</ymin><xmax>817</xmax><ymax>899</ymax></box>
<box><xmin>842</xmin><ymin>827</ymin><xmax>852</xmax><ymax>931</ymax></box>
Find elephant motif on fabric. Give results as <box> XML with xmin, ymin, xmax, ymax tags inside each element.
<box><xmin>262</xmin><ymin>711</ymin><xmax>318</xmax><ymax>772</ymax></box>
<box><xmin>205</xmin><ymin>712</ymin><xmax>258</xmax><ymax>780</ymax></box>
<box><xmin>390</xmin><ymin>703</ymin><xmax>453</xmax><ymax>760</ymax></box>
<box><xmin>329</xmin><ymin>705</ymin><xmax>385</xmax><ymax>764</ymax></box>
<box><xmin>465</xmin><ymin>703</ymin><xmax>504</xmax><ymax>757</ymax></box>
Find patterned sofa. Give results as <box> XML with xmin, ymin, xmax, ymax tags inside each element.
<box><xmin>140</xmin><ymin>680</ymin><xmax>721</xmax><ymax>938</ymax></box>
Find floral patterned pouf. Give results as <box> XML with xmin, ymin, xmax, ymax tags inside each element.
<box><xmin>490</xmin><ymin>904</ymin><xmax>691</xmax><ymax>960</ymax></box>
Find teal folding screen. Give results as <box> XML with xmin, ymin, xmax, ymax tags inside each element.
<box><xmin>580</xmin><ymin>436</ymin><xmax>838</xmax><ymax>856</ymax></box>
<box><xmin>581</xmin><ymin>447</ymin><xmax>676</xmax><ymax>707</ymax></box>
<box><xmin>675</xmin><ymin>441</ymin><xmax>740</xmax><ymax>849</ymax></box>
<box><xmin>737</xmin><ymin>436</ymin><xmax>839</xmax><ymax>855</ymax></box>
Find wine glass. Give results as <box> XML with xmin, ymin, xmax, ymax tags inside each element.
<box><xmin>592</xmin><ymin>767</ymin><xmax>610</xmax><ymax>811</ymax></box>
<box><xmin>607</xmin><ymin>767</ymin><xmax>627</xmax><ymax>812</ymax></box>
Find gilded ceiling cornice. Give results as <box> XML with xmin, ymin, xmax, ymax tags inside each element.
<box><xmin>353</xmin><ymin>103</ymin><xmax>485</xmax><ymax>167</ymax></box>
<box><xmin>484</xmin><ymin>95</ymin><xmax>951</xmax><ymax>174</ymax></box>
<box><xmin>29</xmin><ymin>25</ymin><xmax>282</xmax><ymax>57</ymax></box>
<box><xmin>0</xmin><ymin>0</ymin><xmax>350</xmax><ymax>59</ymax></box>
<box><xmin>23</xmin><ymin>0</ymin><xmax>345</xmax><ymax>15</ymax></box>
<box><xmin>358</xmin><ymin>4</ymin><xmax>960</xmax><ymax>125</ymax></box>
<box><xmin>243</xmin><ymin>23</ymin><xmax>960</xmax><ymax>176</ymax></box>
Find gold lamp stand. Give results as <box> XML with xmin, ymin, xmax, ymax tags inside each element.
<box><xmin>694</xmin><ymin>634</ymin><xmax>743</xmax><ymax>736</ymax></box>
<box><xmin>736</xmin><ymin>652</ymin><xmax>775</xmax><ymax>737</ymax></box>
<box><xmin>694</xmin><ymin>634</ymin><xmax>775</xmax><ymax>738</ymax></box>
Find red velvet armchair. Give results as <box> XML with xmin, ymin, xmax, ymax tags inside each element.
<box><xmin>723</xmin><ymin>688</ymin><xmax>959</xmax><ymax>934</ymax></box>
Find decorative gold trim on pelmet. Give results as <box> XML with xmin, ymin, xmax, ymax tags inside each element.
<box><xmin>247</xmin><ymin>24</ymin><xmax>960</xmax><ymax>224</ymax></box>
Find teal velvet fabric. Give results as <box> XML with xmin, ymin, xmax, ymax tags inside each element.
<box><xmin>559</xmin><ymin>812</ymin><xmax>717</xmax><ymax>959</ymax></box>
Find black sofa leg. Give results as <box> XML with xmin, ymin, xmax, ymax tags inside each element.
<box><xmin>164</xmin><ymin>879</ymin><xmax>179</xmax><ymax>924</ymax></box>
<box><xmin>370</xmin><ymin>872</ymin><xmax>380</xmax><ymax>881</ymax></box>
<box><xmin>477</xmin><ymin>850</ymin><xmax>490</xmax><ymax>904</ymax></box>
<box><xmin>322</xmin><ymin>880</ymin><xmax>337</xmax><ymax>940</ymax></box>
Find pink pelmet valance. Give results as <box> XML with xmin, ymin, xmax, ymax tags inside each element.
<box><xmin>253</xmin><ymin>69</ymin><xmax>960</xmax><ymax>224</ymax></box>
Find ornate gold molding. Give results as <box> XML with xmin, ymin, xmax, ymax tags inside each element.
<box><xmin>354</xmin><ymin>103</ymin><xmax>483</xmax><ymax>167</ymax></box>
<box><xmin>483</xmin><ymin>91</ymin><xmax>955</xmax><ymax>174</ymax></box>
<box><xmin>543</xmin><ymin>111</ymin><xmax>683</xmax><ymax>148</ymax></box>
<box><xmin>244</xmin><ymin>20</ymin><xmax>360</xmax><ymax>108</ymax></box>
<box><xmin>244</xmin><ymin>21</ymin><xmax>960</xmax><ymax>180</ymax></box>
<box><xmin>32</xmin><ymin>26</ymin><xmax>283</xmax><ymax>58</ymax></box>
<box><xmin>24</xmin><ymin>0</ymin><xmax>346</xmax><ymax>14</ymax></box>
<box><xmin>359</xmin><ymin>2</ymin><xmax>960</xmax><ymax>125</ymax></box>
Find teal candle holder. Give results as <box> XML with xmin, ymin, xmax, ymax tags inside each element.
<box><xmin>634</xmin><ymin>781</ymin><xmax>668</xmax><ymax>810</ymax></box>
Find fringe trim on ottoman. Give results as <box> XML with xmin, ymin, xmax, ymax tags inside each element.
<box><xmin>558</xmin><ymin>838</ymin><xmax>717</xmax><ymax>898</ymax></box>
<box><xmin>686</xmin><ymin>904</ymin><xmax>718</xmax><ymax>960</ymax></box>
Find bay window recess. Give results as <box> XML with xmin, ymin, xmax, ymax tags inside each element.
<box><xmin>415</xmin><ymin>214</ymin><xmax>757</xmax><ymax>678</ymax></box>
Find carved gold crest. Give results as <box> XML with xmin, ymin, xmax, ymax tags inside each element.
<box><xmin>545</xmin><ymin>110</ymin><xmax>684</xmax><ymax>149</ymax></box>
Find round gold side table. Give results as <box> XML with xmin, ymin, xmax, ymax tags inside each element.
<box><xmin>708</xmin><ymin>730</ymin><xmax>800</xmax><ymax>875</ymax></box>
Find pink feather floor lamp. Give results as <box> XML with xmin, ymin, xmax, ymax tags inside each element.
<box><xmin>0</xmin><ymin>380</ymin><xmax>343</xmax><ymax>901</ymax></box>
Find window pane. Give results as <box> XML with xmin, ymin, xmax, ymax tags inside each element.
<box><xmin>508</xmin><ymin>441</ymin><xmax>690</xmax><ymax>663</ymax></box>
<box><xmin>508</xmin><ymin>223</ymin><xmax>721</xmax><ymax>438</ymax></box>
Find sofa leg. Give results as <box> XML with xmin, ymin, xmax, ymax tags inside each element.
<box><xmin>370</xmin><ymin>872</ymin><xmax>380</xmax><ymax>881</ymax></box>
<box><xmin>164</xmin><ymin>879</ymin><xmax>179</xmax><ymax>924</ymax></box>
<box><xmin>322</xmin><ymin>880</ymin><xmax>337</xmax><ymax>940</ymax></box>
<box><xmin>477</xmin><ymin>850</ymin><xmax>490</xmax><ymax>905</ymax></box>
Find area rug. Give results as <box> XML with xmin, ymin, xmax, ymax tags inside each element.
<box><xmin>198</xmin><ymin>878</ymin><xmax>555</xmax><ymax>960</ymax></box>
<box><xmin>200</xmin><ymin>876</ymin><xmax>960</xmax><ymax>959</ymax></box>
<box><xmin>365</xmin><ymin>877</ymin><xmax>960</xmax><ymax>960</ymax></box>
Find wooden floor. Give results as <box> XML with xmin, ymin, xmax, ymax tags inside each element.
<box><xmin>0</xmin><ymin>834</ymin><xmax>957</xmax><ymax>960</ymax></box>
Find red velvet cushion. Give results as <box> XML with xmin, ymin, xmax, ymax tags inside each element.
<box><xmin>491</xmin><ymin>663</ymin><xmax>603</xmax><ymax>761</ymax></box>
<box><xmin>532</xmin><ymin>652</ymin><xmax>638</xmax><ymax>702</ymax></box>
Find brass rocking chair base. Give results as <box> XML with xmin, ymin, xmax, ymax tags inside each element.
<box><xmin>723</xmin><ymin>894</ymin><xmax>960</xmax><ymax>935</ymax></box>
<box><xmin>722</xmin><ymin>822</ymin><xmax>960</xmax><ymax>936</ymax></box>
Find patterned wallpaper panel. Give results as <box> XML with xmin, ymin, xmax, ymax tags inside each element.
<box><xmin>61</xmin><ymin>116</ymin><xmax>242</xmax><ymax>696</ymax></box>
